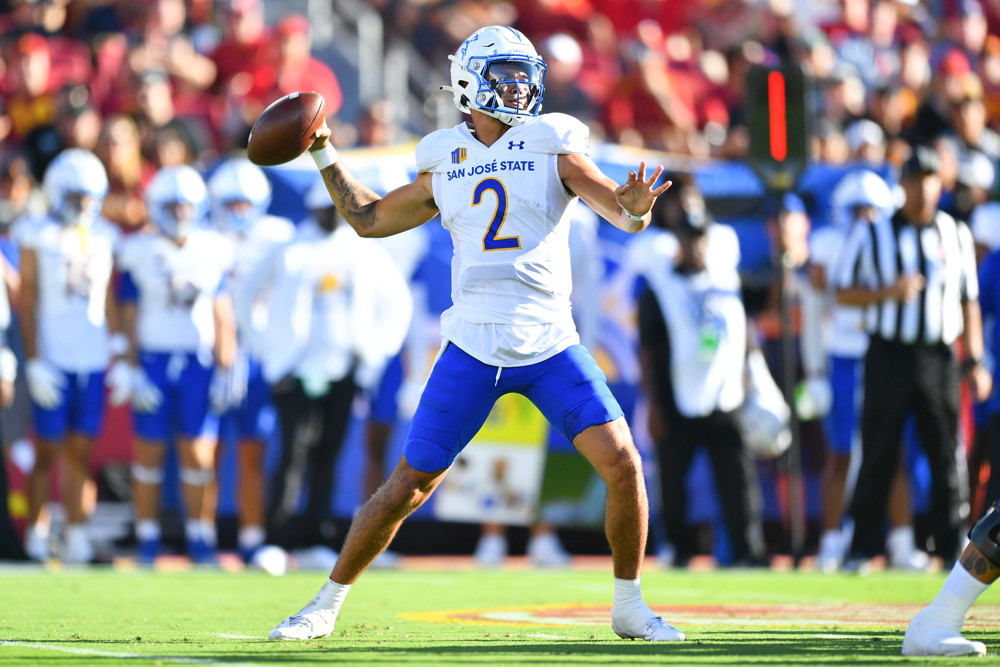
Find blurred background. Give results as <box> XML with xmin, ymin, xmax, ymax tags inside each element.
<box><xmin>0</xmin><ymin>0</ymin><xmax>998</xmax><ymax>572</ymax></box>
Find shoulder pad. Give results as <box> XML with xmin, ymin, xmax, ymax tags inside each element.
<box><xmin>415</xmin><ymin>126</ymin><xmax>469</xmax><ymax>174</ymax></box>
<box><xmin>524</xmin><ymin>113</ymin><xmax>590</xmax><ymax>155</ymax></box>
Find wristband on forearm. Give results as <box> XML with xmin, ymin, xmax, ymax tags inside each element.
<box><xmin>621</xmin><ymin>206</ymin><xmax>645</xmax><ymax>222</ymax></box>
<box><xmin>310</xmin><ymin>144</ymin><xmax>339</xmax><ymax>170</ymax></box>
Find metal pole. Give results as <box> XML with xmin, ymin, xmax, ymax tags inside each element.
<box><xmin>777</xmin><ymin>227</ymin><xmax>806</xmax><ymax>565</ymax></box>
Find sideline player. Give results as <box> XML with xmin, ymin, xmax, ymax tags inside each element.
<box><xmin>206</xmin><ymin>157</ymin><xmax>294</xmax><ymax>566</ymax></box>
<box><xmin>116</xmin><ymin>165</ymin><xmax>236</xmax><ymax>564</ymax></box>
<box><xmin>16</xmin><ymin>149</ymin><xmax>126</xmax><ymax>563</ymax></box>
<box><xmin>268</xmin><ymin>25</ymin><xmax>680</xmax><ymax>642</ymax></box>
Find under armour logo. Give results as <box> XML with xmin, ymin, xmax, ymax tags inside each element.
<box><xmin>508</xmin><ymin>141</ymin><xmax>525</xmax><ymax>150</ymax></box>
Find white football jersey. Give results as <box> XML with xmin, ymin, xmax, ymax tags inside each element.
<box><xmin>117</xmin><ymin>226</ymin><xmax>235</xmax><ymax>355</ymax></box>
<box><xmin>809</xmin><ymin>224</ymin><xmax>868</xmax><ymax>358</ymax></box>
<box><xmin>225</xmin><ymin>214</ymin><xmax>295</xmax><ymax>340</ymax></box>
<box><xmin>416</xmin><ymin>113</ymin><xmax>589</xmax><ymax>366</ymax></box>
<box><xmin>17</xmin><ymin>214</ymin><xmax>120</xmax><ymax>372</ymax></box>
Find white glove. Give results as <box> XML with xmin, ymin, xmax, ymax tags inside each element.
<box><xmin>131</xmin><ymin>366</ymin><xmax>163</xmax><ymax>413</ymax></box>
<box><xmin>209</xmin><ymin>365</ymin><xmax>245</xmax><ymax>415</ymax></box>
<box><xmin>25</xmin><ymin>358</ymin><xmax>66</xmax><ymax>409</ymax></box>
<box><xmin>795</xmin><ymin>375</ymin><xmax>833</xmax><ymax>421</ymax></box>
<box><xmin>105</xmin><ymin>359</ymin><xmax>134</xmax><ymax>407</ymax></box>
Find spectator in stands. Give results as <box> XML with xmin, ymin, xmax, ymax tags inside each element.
<box><xmin>837</xmin><ymin>147</ymin><xmax>991</xmax><ymax>573</ymax></box>
<box><xmin>125</xmin><ymin>0</ymin><xmax>216</xmax><ymax>93</ymax></box>
<box><xmin>95</xmin><ymin>114</ymin><xmax>154</xmax><ymax>232</ymax></box>
<box><xmin>16</xmin><ymin>149</ymin><xmax>125</xmax><ymax>564</ymax></box>
<box><xmin>867</xmin><ymin>84</ymin><xmax>913</xmax><ymax>166</ymax></box>
<box><xmin>2</xmin><ymin>33</ymin><xmax>59</xmax><ymax>145</ymax></box>
<box><xmin>636</xmin><ymin>178</ymin><xmax>766</xmax><ymax>568</ymax></box>
<box><xmin>536</xmin><ymin>34</ymin><xmax>599</xmax><ymax>131</ymax></box>
<box><xmin>207</xmin><ymin>158</ymin><xmax>294</xmax><ymax>569</ymax></box>
<box><xmin>209</xmin><ymin>0</ymin><xmax>274</xmax><ymax>151</ymax></box>
<box><xmin>132</xmin><ymin>67</ymin><xmax>214</xmax><ymax>167</ymax></box>
<box><xmin>115</xmin><ymin>164</ymin><xmax>236</xmax><ymax>565</ymax></box>
<box><xmin>22</xmin><ymin>83</ymin><xmax>102</xmax><ymax>182</ymax></box>
<box><xmin>0</xmin><ymin>149</ymin><xmax>45</xmax><ymax>232</ymax></box>
<box><xmin>907</xmin><ymin>49</ymin><xmax>977</xmax><ymax>146</ymax></box>
<box><xmin>253</xmin><ymin>15</ymin><xmax>342</xmax><ymax>122</ymax></box>
<box><xmin>234</xmin><ymin>180</ymin><xmax>410</xmax><ymax>572</ymax></box>
<box><xmin>844</xmin><ymin>118</ymin><xmax>887</xmax><ymax>168</ymax></box>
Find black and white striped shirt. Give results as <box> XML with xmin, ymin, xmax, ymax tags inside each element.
<box><xmin>835</xmin><ymin>209</ymin><xmax>979</xmax><ymax>346</ymax></box>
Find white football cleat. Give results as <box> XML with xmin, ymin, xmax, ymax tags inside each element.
<box><xmin>527</xmin><ymin>532</ymin><xmax>570</xmax><ymax>568</ymax></box>
<box><xmin>369</xmin><ymin>550</ymin><xmax>402</xmax><ymax>570</ymax></box>
<box><xmin>473</xmin><ymin>533</ymin><xmax>507</xmax><ymax>567</ymax></box>
<box><xmin>24</xmin><ymin>524</ymin><xmax>51</xmax><ymax>562</ymax></box>
<box><xmin>269</xmin><ymin>606</ymin><xmax>340</xmax><ymax>641</ymax></box>
<box><xmin>62</xmin><ymin>524</ymin><xmax>94</xmax><ymax>564</ymax></box>
<box><xmin>902</xmin><ymin>608</ymin><xmax>986</xmax><ymax>657</ymax></box>
<box><xmin>611</xmin><ymin>605</ymin><xmax>686</xmax><ymax>642</ymax></box>
<box><xmin>293</xmin><ymin>545</ymin><xmax>338</xmax><ymax>571</ymax></box>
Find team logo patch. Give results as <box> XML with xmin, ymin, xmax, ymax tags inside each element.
<box><xmin>399</xmin><ymin>603</ymin><xmax>1000</xmax><ymax>628</ymax></box>
<box><xmin>452</xmin><ymin>147</ymin><xmax>467</xmax><ymax>164</ymax></box>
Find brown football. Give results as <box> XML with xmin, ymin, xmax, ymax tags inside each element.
<box><xmin>247</xmin><ymin>91</ymin><xmax>326</xmax><ymax>166</ymax></box>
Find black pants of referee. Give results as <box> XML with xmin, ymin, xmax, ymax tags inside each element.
<box><xmin>657</xmin><ymin>409</ymin><xmax>765</xmax><ymax>565</ymax></box>
<box><xmin>847</xmin><ymin>338</ymin><xmax>967</xmax><ymax>564</ymax></box>
<box><xmin>266</xmin><ymin>374</ymin><xmax>356</xmax><ymax>551</ymax></box>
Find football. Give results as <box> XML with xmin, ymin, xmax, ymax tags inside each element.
<box><xmin>247</xmin><ymin>91</ymin><xmax>326</xmax><ymax>166</ymax></box>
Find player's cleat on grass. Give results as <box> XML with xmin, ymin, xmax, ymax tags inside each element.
<box><xmin>611</xmin><ymin>605</ymin><xmax>686</xmax><ymax>642</ymax></box>
<box><xmin>901</xmin><ymin>608</ymin><xmax>986</xmax><ymax>657</ymax></box>
<box><xmin>137</xmin><ymin>537</ymin><xmax>160</xmax><ymax>566</ymax></box>
<box><xmin>24</xmin><ymin>524</ymin><xmax>51</xmax><ymax>562</ymax></box>
<box><xmin>473</xmin><ymin>533</ymin><xmax>507</xmax><ymax>567</ymax></box>
<box><xmin>187</xmin><ymin>538</ymin><xmax>219</xmax><ymax>566</ymax></box>
<box><xmin>62</xmin><ymin>525</ymin><xmax>94</xmax><ymax>564</ymax></box>
<box><xmin>293</xmin><ymin>545</ymin><xmax>338</xmax><ymax>571</ymax></box>
<box><xmin>370</xmin><ymin>550</ymin><xmax>402</xmax><ymax>570</ymax></box>
<box><xmin>527</xmin><ymin>532</ymin><xmax>570</xmax><ymax>568</ymax></box>
<box><xmin>269</xmin><ymin>595</ymin><xmax>341</xmax><ymax>640</ymax></box>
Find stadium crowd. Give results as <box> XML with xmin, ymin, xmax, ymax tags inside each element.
<box><xmin>0</xmin><ymin>0</ymin><xmax>998</xmax><ymax>580</ymax></box>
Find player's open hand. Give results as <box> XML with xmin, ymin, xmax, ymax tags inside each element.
<box><xmin>615</xmin><ymin>162</ymin><xmax>671</xmax><ymax>218</ymax></box>
<box><xmin>308</xmin><ymin>120</ymin><xmax>333</xmax><ymax>152</ymax></box>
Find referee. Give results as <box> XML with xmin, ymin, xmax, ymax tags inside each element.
<box><xmin>835</xmin><ymin>146</ymin><xmax>992</xmax><ymax>570</ymax></box>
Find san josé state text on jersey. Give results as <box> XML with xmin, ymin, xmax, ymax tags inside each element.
<box><xmin>447</xmin><ymin>158</ymin><xmax>537</xmax><ymax>181</ymax></box>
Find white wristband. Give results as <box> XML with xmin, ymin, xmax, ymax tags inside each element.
<box><xmin>621</xmin><ymin>206</ymin><xmax>645</xmax><ymax>222</ymax></box>
<box><xmin>310</xmin><ymin>144</ymin><xmax>339</xmax><ymax>170</ymax></box>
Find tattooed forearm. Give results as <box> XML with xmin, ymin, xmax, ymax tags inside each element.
<box><xmin>323</xmin><ymin>163</ymin><xmax>381</xmax><ymax>232</ymax></box>
<box><xmin>960</xmin><ymin>546</ymin><xmax>1000</xmax><ymax>583</ymax></box>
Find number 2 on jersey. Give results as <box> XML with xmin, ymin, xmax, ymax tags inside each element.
<box><xmin>475</xmin><ymin>178</ymin><xmax>521</xmax><ymax>251</ymax></box>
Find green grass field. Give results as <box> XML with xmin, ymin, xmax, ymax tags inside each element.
<box><xmin>2</xmin><ymin>562</ymin><xmax>999</xmax><ymax>665</ymax></box>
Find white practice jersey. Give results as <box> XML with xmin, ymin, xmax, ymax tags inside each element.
<box><xmin>809</xmin><ymin>224</ymin><xmax>868</xmax><ymax>358</ymax></box>
<box><xmin>16</xmin><ymin>214</ymin><xmax>120</xmax><ymax>372</ymax></box>
<box><xmin>227</xmin><ymin>214</ymin><xmax>295</xmax><ymax>340</ymax></box>
<box><xmin>117</xmin><ymin>226</ymin><xmax>234</xmax><ymax>355</ymax></box>
<box><xmin>416</xmin><ymin>113</ymin><xmax>589</xmax><ymax>367</ymax></box>
<box><xmin>239</xmin><ymin>222</ymin><xmax>411</xmax><ymax>385</ymax></box>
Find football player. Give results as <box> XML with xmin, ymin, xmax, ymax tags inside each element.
<box><xmin>269</xmin><ymin>26</ymin><xmax>680</xmax><ymax>642</ymax></box>
<box><xmin>115</xmin><ymin>164</ymin><xmax>236</xmax><ymax>565</ymax></box>
<box><xmin>17</xmin><ymin>148</ymin><xmax>125</xmax><ymax>564</ymax></box>
<box><xmin>206</xmin><ymin>158</ymin><xmax>294</xmax><ymax>568</ymax></box>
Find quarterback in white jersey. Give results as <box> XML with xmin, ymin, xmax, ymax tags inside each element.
<box><xmin>115</xmin><ymin>164</ymin><xmax>237</xmax><ymax>565</ymax></box>
<box><xmin>270</xmin><ymin>26</ymin><xmax>683</xmax><ymax>644</ymax></box>
<box><xmin>17</xmin><ymin>149</ymin><xmax>126</xmax><ymax>564</ymax></box>
<box><xmin>207</xmin><ymin>157</ymin><xmax>294</xmax><ymax>565</ymax></box>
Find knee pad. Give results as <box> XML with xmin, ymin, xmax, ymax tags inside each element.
<box><xmin>180</xmin><ymin>467</ymin><xmax>215</xmax><ymax>486</ymax></box>
<box><xmin>968</xmin><ymin>500</ymin><xmax>1000</xmax><ymax>567</ymax></box>
<box><xmin>131</xmin><ymin>463</ymin><xmax>164</xmax><ymax>485</ymax></box>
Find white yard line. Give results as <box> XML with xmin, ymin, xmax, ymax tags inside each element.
<box><xmin>0</xmin><ymin>640</ymin><xmax>265</xmax><ymax>666</ymax></box>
